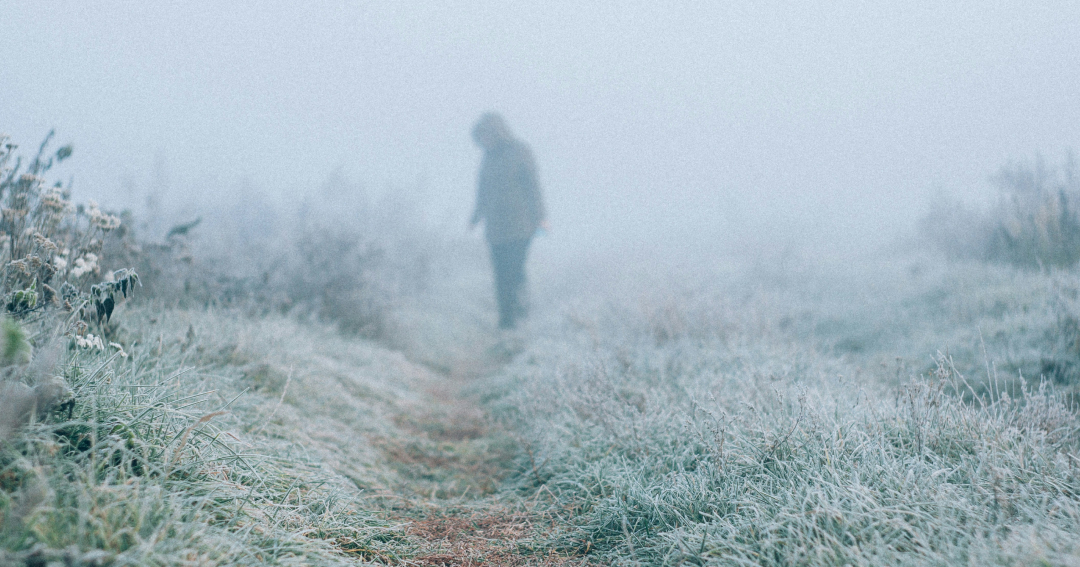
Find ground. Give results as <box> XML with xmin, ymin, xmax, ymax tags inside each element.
<box><xmin>173</xmin><ymin>296</ymin><xmax>589</xmax><ymax>565</ymax></box>
<box><xmin>372</xmin><ymin>339</ymin><xmax>588</xmax><ymax>566</ymax></box>
<box><xmin>8</xmin><ymin>251</ymin><xmax>1079</xmax><ymax>565</ymax></box>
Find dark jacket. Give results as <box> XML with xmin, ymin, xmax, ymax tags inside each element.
<box><xmin>472</xmin><ymin>139</ymin><xmax>546</xmax><ymax>244</ymax></box>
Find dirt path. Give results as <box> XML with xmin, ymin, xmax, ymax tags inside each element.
<box><xmin>367</xmin><ymin>341</ymin><xmax>585</xmax><ymax>567</ymax></box>
<box><xmin>215</xmin><ymin>300</ymin><xmax>584</xmax><ymax>564</ymax></box>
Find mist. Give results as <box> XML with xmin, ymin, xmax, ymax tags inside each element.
<box><xmin>9</xmin><ymin>4</ymin><xmax>1080</xmax><ymax>563</ymax></box>
<box><xmin>4</xmin><ymin>1</ymin><xmax>1080</xmax><ymax>264</ymax></box>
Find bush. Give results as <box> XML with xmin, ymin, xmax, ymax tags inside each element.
<box><xmin>921</xmin><ymin>152</ymin><xmax>1080</xmax><ymax>269</ymax></box>
<box><xmin>985</xmin><ymin>154</ymin><xmax>1080</xmax><ymax>268</ymax></box>
<box><xmin>127</xmin><ymin>172</ymin><xmax>447</xmax><ymax>340</ymax></box>
<box><xmin>0</xmin><ymin>132</ymin><xmax>129</xmax><ymax>319</ymax></box>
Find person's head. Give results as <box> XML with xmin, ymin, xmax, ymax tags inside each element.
<box><xmin>471</xmin><ymin>112</ymin><xmax>512</xmax><ymax>150</ymax></box>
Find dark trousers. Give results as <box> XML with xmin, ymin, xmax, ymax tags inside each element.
<box><xmin>489</xmin><ymin>238</ymin><xmax>532</xmax><ymax>329</ymax></box>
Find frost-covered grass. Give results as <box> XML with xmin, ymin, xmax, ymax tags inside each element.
<box><xmin>8</xmin><ymin>129</ymin><xmax>1080</xmax><ymax>565</ymax></box>
<box><xmin>0</xmin><ymin>302</ymin><xmax>437</xmax><ymax>565</ymax></box>
<box><xmin>0</xmin><ymin>129</ymin><xmax>426</xmax><ymax>564</ymax></box>
<box><xmin>486</xmin><ymin>253</ymin><xmax>1080</xmax><ymax>565</ymax></box>
<box><xmin>0</xmin><ymin>128</ymin><xmax>543</xmax><ymax>565</ymax></box>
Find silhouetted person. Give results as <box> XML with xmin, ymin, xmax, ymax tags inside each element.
<box><xmin>470</xmin><ymin>113</ymin><xmax>548</xmax><ymax>329</ymax></box>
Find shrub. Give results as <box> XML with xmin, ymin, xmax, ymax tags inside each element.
<box><xmin>985</xmin><ymin>154</ymin><xmax>1080</xmax><ymax>268</ymax></box>
<box><xmin>138</xmin><ymin>173</ymin><xmax>449</xmax><ymax>340</ymax></box>
<box><xmin>921</xmin><ymin>152</ymin><xmax>1080</xmax><ymax>269</ymax></box>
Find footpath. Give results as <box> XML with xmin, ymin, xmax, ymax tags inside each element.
<box><xmin>370</xmin><ymin>345</ymin><xmax>579</xmax><ymax>567</ymax></box>
<box><xmin>221</xmin><ymin>297</ymin><xmax>584</xmax><ymax>566</ymax></box>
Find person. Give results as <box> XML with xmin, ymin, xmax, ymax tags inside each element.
<box><xmin>469</xmin><ymin>113</ymin><xmax>548</xmax><ymax>329</ymax></box>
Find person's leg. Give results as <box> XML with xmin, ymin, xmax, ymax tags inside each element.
<box><xmin>505</xmin><ymin>238</ymin><xmax>532</xmax><ymax>321</ymax></box>
<box><xmin>489</xmin><ymin>242</ymin><xmax>515</xmax><ymax>328</ymax></box>
<box><xmin>489</xmin><ymin>239</ymin><xmax>532</xmax><ymax>329</ymax></box>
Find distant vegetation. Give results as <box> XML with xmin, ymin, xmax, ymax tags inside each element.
<box><xmin>921</xmin><ymin>152</ymin><xmax>1080</xmax><ymax>269</ymax></box>
<box><xmin>129</xmin><ymin>174</ymin><xmax>450</xmax><ymax>342</ymax></box>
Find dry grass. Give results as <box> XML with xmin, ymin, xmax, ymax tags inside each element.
<box><xmin>406</xmin><ymin>508</ymin><xmax>587</xmax><ymax>567</ymax></box>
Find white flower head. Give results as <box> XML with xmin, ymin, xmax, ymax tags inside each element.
<box><xmin>75</xmin><ymin>333</ymin><xmax>105</xmax><ymax>350</ymax></box>
<box><xmin>85</xmin><ymin>200</ymin><xmax>120</xmax><ymax>230</ymax></box>
<box><xmin>71</xmin><ymin>253</ymin><xmax>99</xmax><ymax>277</ymax></box>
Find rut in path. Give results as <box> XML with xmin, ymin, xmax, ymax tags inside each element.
<box><xmin>369</xmin><ymin>340</ymin><xmax>585</xmax><ymax>567</ymax></box>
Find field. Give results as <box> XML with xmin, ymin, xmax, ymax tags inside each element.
<box><xmin>2</xmin><ymin>136</ymin><xmax>1080</xmax><ymax>566</ymax></box>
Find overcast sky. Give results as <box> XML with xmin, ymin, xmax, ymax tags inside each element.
<box><xmin>3</xmin><ymin>1</ymin><xmax>1079</xmax><ymax>255</ymax></box>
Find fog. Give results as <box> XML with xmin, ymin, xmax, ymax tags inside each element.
<box><xmin>3</xmin><ymin>1</ymin><xmax>1080</xmax><ymax>263</ymax></box>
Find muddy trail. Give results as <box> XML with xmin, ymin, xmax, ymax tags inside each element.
<box><xmin>363</xmin><ymin>339</ymin><xmax>584</xmax><ymax>567</ymax></box>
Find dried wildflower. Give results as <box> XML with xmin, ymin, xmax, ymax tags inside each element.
<box><xmin>7</xmin><ymin>258</ymin><xmax>31</xmax><ymax>276</ymax></box>
<box><xmin>32</xmin><ymin>232</ymin><xmax>59</xmax><ymax>254</ymax></box>
<box><xmin>18</xmin><ymin>173</ymin><xmax>42</xmax><ymax>186</ymax></box>
<box><xmin>40</xmin><ymin>188</ymin><xmax>69</xmax><ymax>214</ymax></box>
<box><xmin>2</xmin><ymin>208</ymin><xmax>28</xmax><ymax>222</ymax></box>
<box><xmin>41</xmin><ymin>283</ymin><xmax>58</xmax><ymax>306</ymax></box>
<box><xmin>90</xmin><ymin>211</ymin><xmax>121</xmax><ymax>231</ymax></box>
<box><xmin>52</xmin><ymin>256</ymin><xmax>67</xmax><ymax>271</ymax></box>
<box><xmin>84</xmin><ymin>201</ymin><xmax>119</xmax><ymax>230</ymax></box>
<box><xmin>75</xmin><ymin>333</ymin><xmax>104</xmax><ymax>350</ymax></box>
<box><xmin>71</xmin><ymin>253</ymin><xmax>99</xmax><ymax>277</ymax></box>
